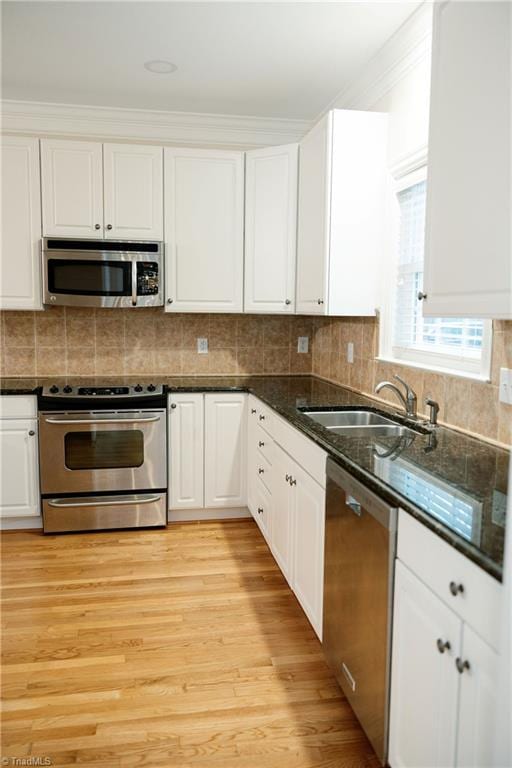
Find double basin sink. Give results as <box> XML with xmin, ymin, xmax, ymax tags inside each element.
<box><xmin>299</xmin><ymin>408</ymin><xmax>420</xmax><ymax>438</ymax></box>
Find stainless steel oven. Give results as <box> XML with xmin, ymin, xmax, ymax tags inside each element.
<box><xmin>42</xmin><ymin>238</ymin><xmax>163</xmax><ymax>308</ymax></box>
<box><xmin>38</xmin><ymin>384</ymin><xmax>167</xmax><ymax>533</ymax></box>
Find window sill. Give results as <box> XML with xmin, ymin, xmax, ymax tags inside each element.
<box><xmin>375</xmin><ymin>356</ymin><xmax>491</xmax><ymax>384</ymax></box>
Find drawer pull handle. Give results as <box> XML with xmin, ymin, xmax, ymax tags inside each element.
<box><xmin>259</xmin><ymin>414</ymin><xmax>265</xmax><ymax>421</ymax></box>
<box><xmin>257</xmin><ymin>507</ymin><xmax>263</xmax><ymax>515</ymax></box>
<box><xmin>449</xmin><ymin>581</ymin><xmax>464</xmax><ymax>597</ymax></box>
<box><xmin>258</xmin><ymin>468</ymin><xmax>264</xmax><ymax>474</ymax></box>
<box><xmin>258</xmin><ymin>441</ymin><xmax>265</xmax><ymax>447</ymax></box>
<box><xmin>455</xmin><ymin>658</ymin><xmax>470</xmax><ymax>674</ymax></box>
<box><xmin>251</xmin><ymin>409</ymin><xmax>257</xmax><ymax>414</ymax></box>
<box><xmin>289</xmin><ymin>477</ymin><xmax>296</xmax><ymax>486</ymax></box>
<box><xmin>28</xmin><ymin>430</ymin><xmax>36</xmax><ymax>436</ymax></box>
<box><xmin>285</xmin><ymin>473</ymin><xmax>291</xmax><ymax>482</ymax></box>
<box><xmin>436</xmin><ymin>638</ymin><xmax>451</xmax><ymax>654</ymax></box>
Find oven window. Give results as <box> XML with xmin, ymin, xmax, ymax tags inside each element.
<box><xmin>48</xmin><ymin>259</ymin><xmax>131</xmax><ymax>296</ymax></box>
<box><xmin>64</xmin><ymin>431</ymin><xmax>144</xmax><ymax>470</ymax></box>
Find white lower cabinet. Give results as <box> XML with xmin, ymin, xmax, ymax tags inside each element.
<box><xmin>168</xmin><ymin>392</ymin><xmax>246</xmax><ymax>514</ymax></box>
<box><xmin>0</xmin><ymin>397</ymin><xmax>39</xmax><ymax>519</ymax></box>
<box><xmin>246</xmin><ymin>396</ymin><xmax>326</xmax><ymax>639</ymax></box>
<box><xmin>168</xmin><ymin>394</ymin><xmax>204</xmax><ymax>510</ymax></box>
<box><xmin>389</xmin><ymin>513</ymin><xmax>501</xmax><ymax>768</ymax></box>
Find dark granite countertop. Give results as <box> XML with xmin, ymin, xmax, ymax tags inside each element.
<box><xmin>1</xmin><ymin>375</ymin><xmax>508</xmax><ymax>580</ymax></box>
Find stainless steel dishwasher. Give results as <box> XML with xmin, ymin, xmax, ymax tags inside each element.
<box><xmin>323</xmin><ymin>458</ymin><xmax>398</xmax><ymax>766</ymax></box>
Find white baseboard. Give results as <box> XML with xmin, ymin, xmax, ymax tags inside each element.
<box><xmin>167</xmin><ymin>506</ymin><xmax>251</xmax><ymax>522</ymax></box>
<box><xmin>0</xmin><ymin>515</ymin><xmax>43</xmax><ymax>531</ymax></box>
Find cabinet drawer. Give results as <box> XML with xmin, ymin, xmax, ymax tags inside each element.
<box><xmin>255</xmin><ymin>424</ymin><xmax>274</xmax><ymax>464</ymax></box>
<box><xmin>270</xmin><ymin>410</ymin><xmax>327</xmax><ymax>488</ymax></box>
<box><xmin>254</xmin><ymin>451</ymin><xmax>272</xmax><ymax>494</ymax></box>
<box><xmin>397</xmin><ymin>510</ymin><xmax>502</xmax><ymax>649</ymax></box>
<box><xmin>253</xmin><ymin>476</ymin><xmax>271</xmax><ymax>541</ymax></box>
<box><xmin>0</xmin><ymin>396</ymin><xmax>37</xmax><ymax>419</ymax></box>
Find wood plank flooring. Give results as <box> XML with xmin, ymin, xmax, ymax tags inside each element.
<box><xmin>1</xmin><ymin>520</ymin><xmax>380</xmax><ymax>767</ymax></box>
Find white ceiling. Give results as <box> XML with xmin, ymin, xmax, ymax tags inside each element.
<box><xmin>2</xmin><ymin>1</ymin><xmax>420</xmax><ymax>120</ymax></box>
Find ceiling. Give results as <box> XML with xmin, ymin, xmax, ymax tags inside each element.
<box><xmin>2</xmin><ymin>1</ymin><xmax>420</xmax><ymax>120</ymax></box>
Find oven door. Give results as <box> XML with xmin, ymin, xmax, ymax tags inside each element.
<box><xmin>39</xmin><ymin>410</ymin><xmax>167</xmax><ymax>494</ymax></box>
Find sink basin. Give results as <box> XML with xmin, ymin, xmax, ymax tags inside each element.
<box><xmin>299</xmin><ymin>409</ymin><xmax>418</xmax><ymax>439</ymax></box>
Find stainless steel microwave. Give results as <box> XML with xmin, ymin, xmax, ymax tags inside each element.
<box><xmin>42</xmin><ymin>238</ymin><xmax>164</xmax><ymax>308</ymax></box>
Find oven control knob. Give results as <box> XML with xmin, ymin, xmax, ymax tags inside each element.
<box><xmin>147</xmin><ymin>384</ymin><xmax>156</xmax><ymax>392</ymax></box>
<box><xmin>134</xmin><ymin>384</ymin><xmax>143</xmax><ymax>392</ymax></box>
<box><xmin>63</xmin><ymin>385</ymin><xmax>72</xmax><ymax>394</ymax></box>
<box><xmin>49</xmin><ymin>385</ymin><xmax>59</xmax><ymax>394</ymax></box>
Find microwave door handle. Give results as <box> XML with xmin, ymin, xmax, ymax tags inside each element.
<box><xmin>43</xmin><ymin>415</ymin><xmax>161</xmax><ymax>425</ymax></box>
<box><xmin>131</xmin><ymin>261</ymin><xmax>137</xmax><ymax>306</ymax></box>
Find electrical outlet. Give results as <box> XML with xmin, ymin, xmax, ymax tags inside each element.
<box><xmin>197</xmin><ymin>337</ymin><xmax>208</xmax><ymax>354</ymax></box>
<box><xmin>297</xmin><ymin>336</ymin><xmax>309</xmax><ymax>354</ymax></box>
<box><xmin>499</xmin><ymin>368</ymin><xmax>512</xmax><ymax>404</ymax></box>
<box><xmin>347</xmin><ymin>342</ymin><xmax>354</xmax><ymax>364</ymax></box>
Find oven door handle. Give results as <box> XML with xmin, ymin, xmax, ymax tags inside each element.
<box><xmin>47</xmin><ymin>494</ymin><xmax>162</xmax><ymax>509</ymax></box>
<box><xmin>43</xmin><ymin>415</ymin><xmax>161</xmax><ymax>425</ymax></box>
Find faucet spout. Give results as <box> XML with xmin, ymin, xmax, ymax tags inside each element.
<box><xmin>375</xmin><ymin>375</ymin><xmax>418</xmax><ymax>418</ymax></box>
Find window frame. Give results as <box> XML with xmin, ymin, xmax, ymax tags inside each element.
<box><xmin>379</xmin><ymin>162</ymin><xmax>492</xmax><ymax>381</ymax></box>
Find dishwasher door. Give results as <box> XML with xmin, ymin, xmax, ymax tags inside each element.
<box><xmin>323</xmin><ymin>458</ymin><xmax>397</xmax><ymax>766</ymax></box>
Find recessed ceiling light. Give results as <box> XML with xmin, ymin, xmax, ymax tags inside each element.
<box><xmin>144</xmin><ymin>60</ymin><xmax>177</xmax><ymax>75</ymax></box>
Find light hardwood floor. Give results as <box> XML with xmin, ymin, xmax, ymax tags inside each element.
<box><xmin>1</xmin><ymin>520</ymin><xmax>380</xmax><ymax>767</ymax></box>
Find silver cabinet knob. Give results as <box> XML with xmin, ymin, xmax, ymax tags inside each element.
<box><xmin>449</xmin><ymin>581</ymin><xmax>464</xmax><ymax>597</ymax></box>
<box><xmin>106</xmin><ymin>224</ymin><xmax>113</xmax><ymax>230</ymax></box>
<box><xmin>259</xmin><ymin>414</ymin><xmax>265</xmax><ymax>421</ymax></box>
<box><xmin>28</xmin><ymin>430</ymin><xmax>35</xmax><ymax>436</ymax></box>
<box><xmin>258</xmin><ymin>441</ymin><xmax>264</xmax><ymax>447</ymax></box>
<box><xmin>94</xmin><ymin>224</ymin><xmax>101</xmax><ymax>230</ymax></box>
<box><xmin>436</xmin><ymin>638</ymin><xmax>451</xmax><ymax>654</ymax></box>
<box><xmin>251</xmin><ymin>408</ymin><xmax>256</xmax><ymax>414</ymax></box>
<box><xmin>258</xmin><ymin>468</ymin><xmax>264</xmax><ymax>474</ymax></box>
<box><xmin>170</xmin><ymin>403</ymin><xmax>177</xmax><ymax>409</ymax></box>
<box><xmin>317</xmin><ymin>299</ymin><xmax>324</xmax><ymax>305</ymax></box>
<box><xmin>455</xmin><ymin>658</ymin><xmax>470</xmax><ymax>674</ymax></box>
<box><xmin>289</xmin><ymin>477</ymin><xmax>296</xmax><ymax>486</ymax></box>
<box><xmin>417</xmin><ymin>291</ymin><xmax>428</xmax><ymax>301</ymax></box>
<box><xmin>257</xmin><ymin>507</ymin><xmax>263</xmax><ymax>515</ymax></box>
<box><xmin>167</xmin><ymin>298</ymin><xmax>173</xmax><ymax>304</ymax></box>
<box><xmin>285</xmin><ymin>473</ymin><xmax>291</xmax><ymax>482</ymax></box>
<box><xmin>285</xmin><ymin>299</ymin><xmax>291</xmax><ymax>305</ymax></box>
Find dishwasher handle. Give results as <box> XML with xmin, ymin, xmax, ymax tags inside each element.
<box><xmin>327</xmin><ymin>457</ymin><xmax>397</xmax><ymax>531</ymax></box>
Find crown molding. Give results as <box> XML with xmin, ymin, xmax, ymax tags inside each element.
<box><xmin>320</xmin><ymin>1</ymin><xmax>433</xmax><ymax>115</ymax></box>
<box><xmin>0</xmin><ymin>100</ymin><xmax>311</xmax><ymax>148</ymax></box>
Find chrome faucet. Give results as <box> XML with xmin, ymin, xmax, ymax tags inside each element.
<box><xmin>375</xmin><ymin>375</ymin><xmax>418</xmax><ymax>418</ymax></box>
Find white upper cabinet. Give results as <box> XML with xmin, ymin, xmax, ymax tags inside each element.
<box><xmin>0</xmin><ymin>136</ymin><xmax>42</xmax><ymax>310</ymax></box>
<box><xmin>296</xmin><ymin>109</ymin><xmax>387</xmax><ymax>315</ymax></box>
<box><xmin>204</xmin><ymin>393</ymin><xmax>247</xmax><ymax>508</ymax></box>
<box><xmin>424</xmin><ymin>1</ymin><xmax>511</xmax><ymax>318</ymax></box>
<box><xmin>164</xmin><ymin>148</ymin><xmax>244</xmax><ymax>312</ymax></box>
<box><xmin>41</xmin><ymin>139</ymin><xmax>103</xmax><ymax>237</ymax></box>
<box><xmin>103</xmin><ymin>143</ymin><xmax>163</xmax><ymax>240</ymax></box>
<box><xmin>244</xmin><ymin>144</ymin><xmax>298</xmax><ymax>313</ymax></box>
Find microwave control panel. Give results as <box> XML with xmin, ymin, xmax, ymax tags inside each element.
<box><xmin>137</xmin><ymin>262</ymin><xmax>159</xmax><ymax>295</ymax></box>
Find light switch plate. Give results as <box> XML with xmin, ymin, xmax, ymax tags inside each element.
<box><xmin>297</xmin><ymin>336</ymin><xmax>309</xmax><ymax>354</ymax></box>
<box><xmin>499</xmin><ymin>368</ymin><xmax>512</xmax><ymax>404</ymax></box>
<box><xmin>197</xmin><ymin>338</ymin><xmax>208</xmax><ymax>354</ymax></box>
<box><xmin>347</xmin><ymin>342</ymin><xmax>354</xmax><ymax>364</ymax></box>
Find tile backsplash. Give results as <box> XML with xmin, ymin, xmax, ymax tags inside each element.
<box><xmin>1</xmin><ymin>308</ymin><xmax>510</xmax><ymax>447</ymax></box>
<box><xmin>311</xmin><ymin>316</ymin><xmax>512</xmax><ymax>447</ymax></box>
<box><xmin>0</xmin><ymin>308</ymin><xmax>312</xmax><ymax>378</ymax></box>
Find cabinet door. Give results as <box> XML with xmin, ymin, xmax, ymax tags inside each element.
<box><xmin>292</xmin><ymin>464</ymin><xmax>325</xmax><ymax>639</ymax></box>
<box><xmin>103</xmin><ymin>143</ymin><xmax>163</xmax><ymax>240</ymax></box>
<box><xmin>270</xmin><ymin>444</ymin><xmax>294</xmax><ymax>585</ymax></box>
<box><xmin>456</xmin><ymin>625</ymin><xmax>499</xmax><ymax>768</ymax></box>
<box><xmin>389</xmin><ymin>560</ymin><xmax>461</xmax><ymax>768</ymax></box>
<box><xmin>204</xmin><ymin>394</ymin><xmax>246</xmax><ymax>508</ymax></box>
<box><xmin>1</xmin><ymin>136</ymin><xmax>42</xmax><ymax>310</ymax></box>
<box><xmin>296</xmin><ymin>113</ymin><xmax>331</xmax><ymax>314</ymax></box>
<box><xmin>252</xmin><ymin>475</ymin><xmax>272</xmax><ymax>543</ymax></box>
<box><xmin>424</xmin><ymin>1</ymin><xmax>511</xmax><ymax>318</ymax></box>
<box><xmin>41</xmin><ymin>140</ymin><xmax>103</xmax><ymax>237</ymax></box>
<box><xmin>168</xmin><ymin>394</ymin><xmax>204</xmax><ymax>510</ymax></box>
<box><xmin>164</xmin><ymin>149</ymin><xmax>244</xmax><ymax>312</ymax></box>
<box><xmin>244</xmin><ymin>144</ymin><xmax>298</xmax><ymax>313</ymax></box>
<box><xmin>0</xmin><ymin>419</ymin><xmax>39</xmax><ymax>518</ymax></box>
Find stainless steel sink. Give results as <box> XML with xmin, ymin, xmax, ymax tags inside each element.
<box><xmin>300</xmin><ymin>409</ymin><xmax>418</xmax><ymax>438</ymax></box>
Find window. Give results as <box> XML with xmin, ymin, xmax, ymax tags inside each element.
<box><xmin>380</xmin><ymin>166</ymin><xmax>492</xmax><ymax>378</ymax></box>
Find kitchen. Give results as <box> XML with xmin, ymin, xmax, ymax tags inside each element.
<box><xmin>1</xmin><ymin>1</ymin><xmax>511</xmax><ymax>766</ymax></box>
